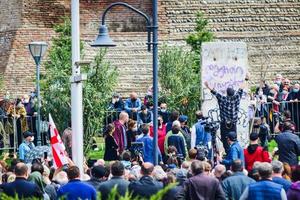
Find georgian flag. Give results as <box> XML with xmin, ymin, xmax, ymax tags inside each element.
<box><xmin>49</xmin><ymin>114</ymin><xmax>68</xmax><ymax>168</ymax></box>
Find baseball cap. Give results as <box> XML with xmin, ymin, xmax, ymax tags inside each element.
<box><xmin>141</xmin><ymin>105</ymin><xmax>147</xmax><ymax>110</ymax></box>
<box><xmin>227</xmin><ymin>131</ymin><xmax>237</xmax><ymax>141</ymax></box>
<box><xmin>23</xmin><ymin>131</ymin><xmax>34</xmax><ymax>138</ymax></box>
<box><xmin>178</xmin><ymin>115</ymin><xmax>188</xmax><ymax>123</ymax></box>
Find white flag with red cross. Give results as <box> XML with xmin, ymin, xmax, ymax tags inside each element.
<box><xmin>49</xmin><ymin>114</ymin><xmax>68</xmax><ymax>168</ymax></box>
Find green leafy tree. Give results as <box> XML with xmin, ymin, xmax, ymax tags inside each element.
<box><xmin>159</xmin><ymin>46</ymin><xmax>200</xmax><ymax>123</ymax></box>
<box><xmin>186</xmin><ymin>11</ymin><xmax>214</xmax><ymax>55</ymax></box>
<box><xmin>40</xmin><ymin>18</ymin><xmax>118</xmax><ymax>153</ymax></box>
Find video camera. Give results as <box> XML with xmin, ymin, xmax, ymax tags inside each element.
<box><xmin>195</xmin><ymin>144</ymin><xmax>209</xmax><ymax>161</ymax></box>
<box><xmin>200</xmin><ymin>117</ymin><xmax>220</xmax><ymax>135</ymax></box>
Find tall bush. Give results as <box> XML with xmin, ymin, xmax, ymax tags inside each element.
<box><xmin>40</xmin><ymin>18</ymin><xmax>118</xmax><ymax>153</ymax></box>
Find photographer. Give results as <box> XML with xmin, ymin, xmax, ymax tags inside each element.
<box><xmin>191</xmin><ymin>111</ymin><xmax>212</xmax><ymax>160</ymax></box>
<box><xmin>136</xmin><ymin>124</ymin><xmax>162</xmax><ymax>164</ymax></box>
<box><xmin>204</xmin><ymin>81</ymin><xmax>246</xmax><ymax>154</ymax></box>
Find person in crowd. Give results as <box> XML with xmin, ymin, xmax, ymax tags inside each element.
<box><xmin>274</xmin><ymin>73</ymin><xmax>284</xmax><ymax>92</ymax></box>
<box><xmin>279</xmin><ymin>87</ymin><xmax>289</xmax><ymax>101</ymax></box>
<box><xmin>164</xmin><ymin>121</ymin><xmax>187</xmax><ymax>161</ymax></box>
<box><xmin>166</xmin><ymin>111</ymin><xmax>179</xmax><ymax>133</ymax></box>
<box><xmin>213</xmin><ymin>164</ymin><xmax>226</xmax><ymax>182</ymax></box>
<box><xmin>150</xmin><ymin>115</ymin><xmax>167</xmax><ymax>156</ymax></box>
<box><xmin>98</xmin><ymin>161</ymin><xmax>130</xmax><ymax>200</ymax></box>
<box><xmin>85</xmin><ymin>165</ymin><xmax>107</xmax><ymax>189</ymax></box>
<box><xmin>153</xmin><ymin>165</ymin><xmax>167</xmax><ymax>182</ymax></box>
<box><xmin>124</xmin><ymin>92</ymin><xmax>142</xmax><ymax>120</ymax></box>
<box><xmin>287</xmin><ymin>165</ymin><xmax>300</xmax><ymax>200</ymax></box>
<box><xmin>222</xmin><ymin>159</ymin><xmax>255</xmax><ymax>200</ymax></box>
<box><xmin>136</xmin><ymin>124</ymin><xmax>161</xmax><ymax>164</ymax></box>
<box><xmin>144</xmin><ymin>86</ymin><xmax>153</xmax><ymax>108</ymax></box>
<box><xmin>57</xmin><ymin>166</ymin><xmax>97</xmax><ymax>200</ymax></box>
<box><xmin>158</xmin><ymin>103</ymin><xmax>169</xmax><ymax>124</ymax></box>
<box><xmin>0</xmin><ymin>162</ymin><xmax>43</xmax><ymax>199</ymax></box>
<box><xmin>28</xmin><ymin>162</ymin><xmax>48</xmax><ymax>199</ymax></box>
<box><xmin>18</xmin><ymin>131</ymin><xmax>35</xmax><ymax>163</ymax></box>
<box><xmin>268</xmin><ymin>84</ymin><xmax>281</xmax><ymax>113</ymax></box>
<box><xmin>188</xmin><ymin>148</ymin><xmax>197</xmax><ymax>161</ymax></box>
<box><xmin>126</xmin><ymin>119</ymin><xmax>138</xmax><ymax>149</ymax></box>
<box><xmin>283</xmin><ymin>163</ymin><xmax>292</xmax><ymax>181</ymax></box>
<box><xmin>255</xmin><ymin>80</ymin><xmax>270</xmax><ymax>96</ymax></box>
<box><xmin>7</xmin><ymin>98</ymin><xmax>28</xmax><ymax>146</ymax></box>
<box><xmin>176</xmin><ymin>160</ymin><xmax>225</xmax><ymax>199</ymax></box>
<box><xmin>42</xmin><ymin>165</ymin><xmax>58</xmax><ymax>200</ymax></box>
<box><xmin>104</xmin><ymin>123</ymin><xmax>119</xmax><ymax>161</ymax></box>
<box><xmin>120</xmin><ymin>151</ymin><xmax>132</xmax><ymax>169</ymax></box>
<box><xmin>240</xmin><ymin>162</ymin><xmax>287</xmax><ymax>200</ymax></box>
<box><xmin>129</xmin><ymin>162</ymin><xmax>163</xmax><ymax>198</ymax></box>
<box><xmin>162</xmin><ymin>172</ymin><xmax>180</xmax><ymax>200</ymax></box>
<box><xmin>108</xmin><ymin>93</ymin><xmax>124</xmax><ymax>112</ymax></box>
<box><xmin>204</xmin><ymin>81</ymin><xmax>246</xmax><ymax>154</ymax></box>
<box><xmin>282</xmin><ymin>78</ymin><xmax>291</xmax><ymax>90</ymax></box>
<box><xmin>244</xmin><ymin>132</ymin><xmax>271</xmax><ymax>171</ymax></box>
<box><xmin>113</xmin><ymin>112</ymin><xmax>129</xmax><ymax>154</ymax></box>
<box><xmin>275</xmin><ymin>121</ymin><xmax>300</xmax><ymax>166</ymax></box>
<box><xmin>287</xmin><ymin>83</ymin><xmax>300</xmax><ymax>101</ymax></box>
<box><xmin>137</xmin><ymin>105</ymin><xmax>153</xmax><ymax>125</ymax></box>
<box><xmin>218</xmin><ymin>131</ymin><xmax>244</xmax><ymax>170</ymax></box>
<box><xmin>62</xmin><ymin>121</ymin><xmax>72</xmax><ymax>158</ymax></box>
<box><xmin>179</xmin><ymin>115</ymin><xmax>191</xmax><ymax>150</ymax></box>
<box><xmin>271</xmin><ymin>160</ymin><xmax>292</xmax><ymax>192</ymax></box>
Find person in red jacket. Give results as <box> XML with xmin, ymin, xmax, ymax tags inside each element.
<box><xmin>150</xmin><ymin>115</ymin><xmax>166</xmax><ymax>155</ymax></box>
<box><xmin>244</xmin><ymin>132</ymin><xmax>271</xmax><ymax>172</ymax></box>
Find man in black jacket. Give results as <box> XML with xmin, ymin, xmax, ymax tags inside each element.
<box><xmin>0</xmin><ymin>162</ymin><xmax>43</xmax><ymax>199</ymax></box>
<box><xmin>98</xmin><ymin>161</ymin><xmax>129</xmax><ymax>200</ymax></box>
<box><xmin>275</xmin><ymin>121</ymin><xmax>300</xmax><ymax>166</ymax></box>
<box><xmin>129</xmin><ymin>162</ymin><xmax>163</xmax><ymax>198</ymax></box>
<box><xmin>85</xmin><ymin>165</ymin><xmax>107</xmax><ymax>189</ymax></box>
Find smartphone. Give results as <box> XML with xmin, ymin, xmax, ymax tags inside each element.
<box><xmin>44</xmin><ymin>152</ymin><xmax>48</xmax><ymax>160</ymax></box>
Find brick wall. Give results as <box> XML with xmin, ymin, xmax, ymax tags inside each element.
<box><xmin>0</xmin><ymin>0</ymin><xmax>300</xmax><ymax>97</ymax></box>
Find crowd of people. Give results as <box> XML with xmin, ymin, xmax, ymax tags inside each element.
<box><xmin>0</xmin><ymin>74</ymin><xmax>300</xmax><ymax>200</ymax></box>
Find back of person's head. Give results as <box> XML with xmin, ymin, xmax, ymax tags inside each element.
<box><xmin>128</xmin><ymin>119</ymin><xmax>137</xmax><ymax>130</ymax></box>
<box><xmin>172</xmin><ymin>120</ymin><xmax>181</xmax><ymax>134</ymax></box>
<box><xmin>141</xmin><ymin>162</ymin><xmax>154</xmax><ymax>176</ymax></box>
<box><xmin>258</xmin><ymin>162</ymin><xmax>273</xmax><ymax>179</ymax></box>
<box><xmin>53</xmin><ymin>171</ymin><xmax>68</xmax><ymax>184</ymax></box>
<box><xmin>213</xmin><ymin>164</ymin><xmax>226</xmax><ymax>178</ymax></box>
<box><xmin>195</xmin><ymin>111</ymin><xmax>203</xmax><ymax>120</ymax></box>
<box><xmin>104</xmin><ymin>123</ymin><xmax>115</xmax><ymax>136</ymax></box>
<box><xmin>111</xmin><ymin>161</ymin><xmax>125</xmax><ymax>177</ymax></box>
<box><xmin>188</xmin><ymin>149</ymin><xmax>197</xmax><ymax>160</ymax></box>
<box><xmin>169</xmin><ymin>111</ymin><xmax>179</xmax><ymax>122</ymax></box>
<box><xmin>14</xmin><ymin>162</ymin><xmax>28</xmax><ymax>177</ymax></box>
<box><xmin>282</xmin><ymin>121</ymin><xmax>295</xmax><ymax>132</ymax></box>
<box><xmin>119</xmin><ymin>112</ymin><xmax>129</xmax><ymax>121</ymax></box>
<box><xmin>226</xmin><ymin>87</ymin><xmax>235</xmax><ymax>97</ymax></box>
<box><xmin>66</xmin><ymin>166</ymin><xmax>80</xmax><ymax>180</ymax></box>
<box><xmin>122</xmin><ymin>151</ymin><xmax>131</xmax><ymax>161</ymax></box>
<box><xmin>31</xmin><ymin>162</ymin><xmax>44</xmax><ymax>174</ymax></box>
<box><xmin>271</xmin><ymin>160</ymin><xmax>283</xmax><ymax>174</ymax></box>
<box><xmin>181</xmin><ymin>161</ymin><xmax>191</xmax><ymax>170</ymax></box>
<box><xmin>140</xmin><ymin>123</ymin><xmax>149</xmax><ymax>135</ymax></box>
<box><xmin>283</xmin><ymin>110</ymin><xmax>292</xmax><ymax>119</ymax></box>
<box><xmin>91</xmin><ymin>165</ymin><xmax>106</xmax><ymax>179</ymax></box>
<box><xmin>231</xmin><ymin>160</ymin><xmax>243</xmax><ymax>172</ymax></box>
<box><xmin>291</xmin><ymin>166</ymin><xmax>300</xmax><ymax>182</ymax></box>
<box><xmin>153</xmin><ymin>166</ymin><xmax>167</xmax><ymax>181</ymax></box>
<box><xmin>203</xmin><ymin>162</ymin><xmax>212</xmax><ymax>173</ymax></box>
<box><xmin>283</xmin><ymin>162</ymin><xmax>292</xmax><ymax>180</ymax></box>
<box><xmin>191</xmin><ymin>160</ymin><xmax>204</xmax><ymax>176</ymax></box>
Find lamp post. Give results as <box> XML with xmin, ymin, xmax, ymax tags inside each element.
<box><xmin>28</xmin><ymin>41</ymin><xmax>48</xmax><ymax>146</ymax></box>
<box><xmin>91</xmin><ymin>1</ymin><xmax>159</xmax><ymax>165</ymax></box>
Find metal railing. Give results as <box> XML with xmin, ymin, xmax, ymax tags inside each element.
<box><xmin>0</xmin><ymin>116</ymin><xmax>48</xmax><ymax>152</ymax></box>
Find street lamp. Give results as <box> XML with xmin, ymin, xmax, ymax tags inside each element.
<box><xmin>29</xmin><ymin>41</ymin><xmax>48</xmax><ymax>146</ymax></box>
<box><xmin>92</xmin><ymin>1</ymin><xmax>159</xmax><ymax>165</ymax></box>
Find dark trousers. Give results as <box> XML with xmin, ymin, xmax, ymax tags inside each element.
<box><xmin>220</xmin><ymin>121</ymin><xmax>237</xmax><ymax>154</ymax></box>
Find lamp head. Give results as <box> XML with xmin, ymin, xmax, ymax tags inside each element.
<box><xmin>28</xmin><ymin>41</ymin><xmax>48</xmax><ymax>65</ymax></box>
<box><xmin>91</xmin><ymin>25</ymin><xmax>116</xmax><ymax>47</ymax></box>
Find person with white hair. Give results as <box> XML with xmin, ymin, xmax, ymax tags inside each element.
<box><xmin>240</xmin><ymin>162</ymin><xmax>287</xmax><ymax>200</ymax></box>
<box><xmin>152</xmin><ymin>165</ymin><xmax>167</xmax><ymax>182</ymax></box>
<box><xmin>164</xmin><ymin>120</ymin><xmax>187</xmax><ymax>160</ymax></box>
<box><xmin>271</xmin><ymin>160</ymin><xmax>292</xmax><ymax>192</ymax></box>
<box><xmin>124</xmin><ymin>92</ymin><xmax>142</xmax><ymax>120</ymax></box>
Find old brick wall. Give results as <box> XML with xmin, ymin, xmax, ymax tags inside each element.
<box><xmin>1</xmin><ymin>0</ymin><xmax>300</xmax><ymax>97</ymax></box>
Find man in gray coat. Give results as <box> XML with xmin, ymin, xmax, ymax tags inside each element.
<box><xmin>98</xmin><ymin>161</ymin><xmax>129</xmax><ymax>200</ymax></box>
<box><xmin>221</xmin><ymin>159</ymin><xmax>255</xmax><ymax>200</ymax></box>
